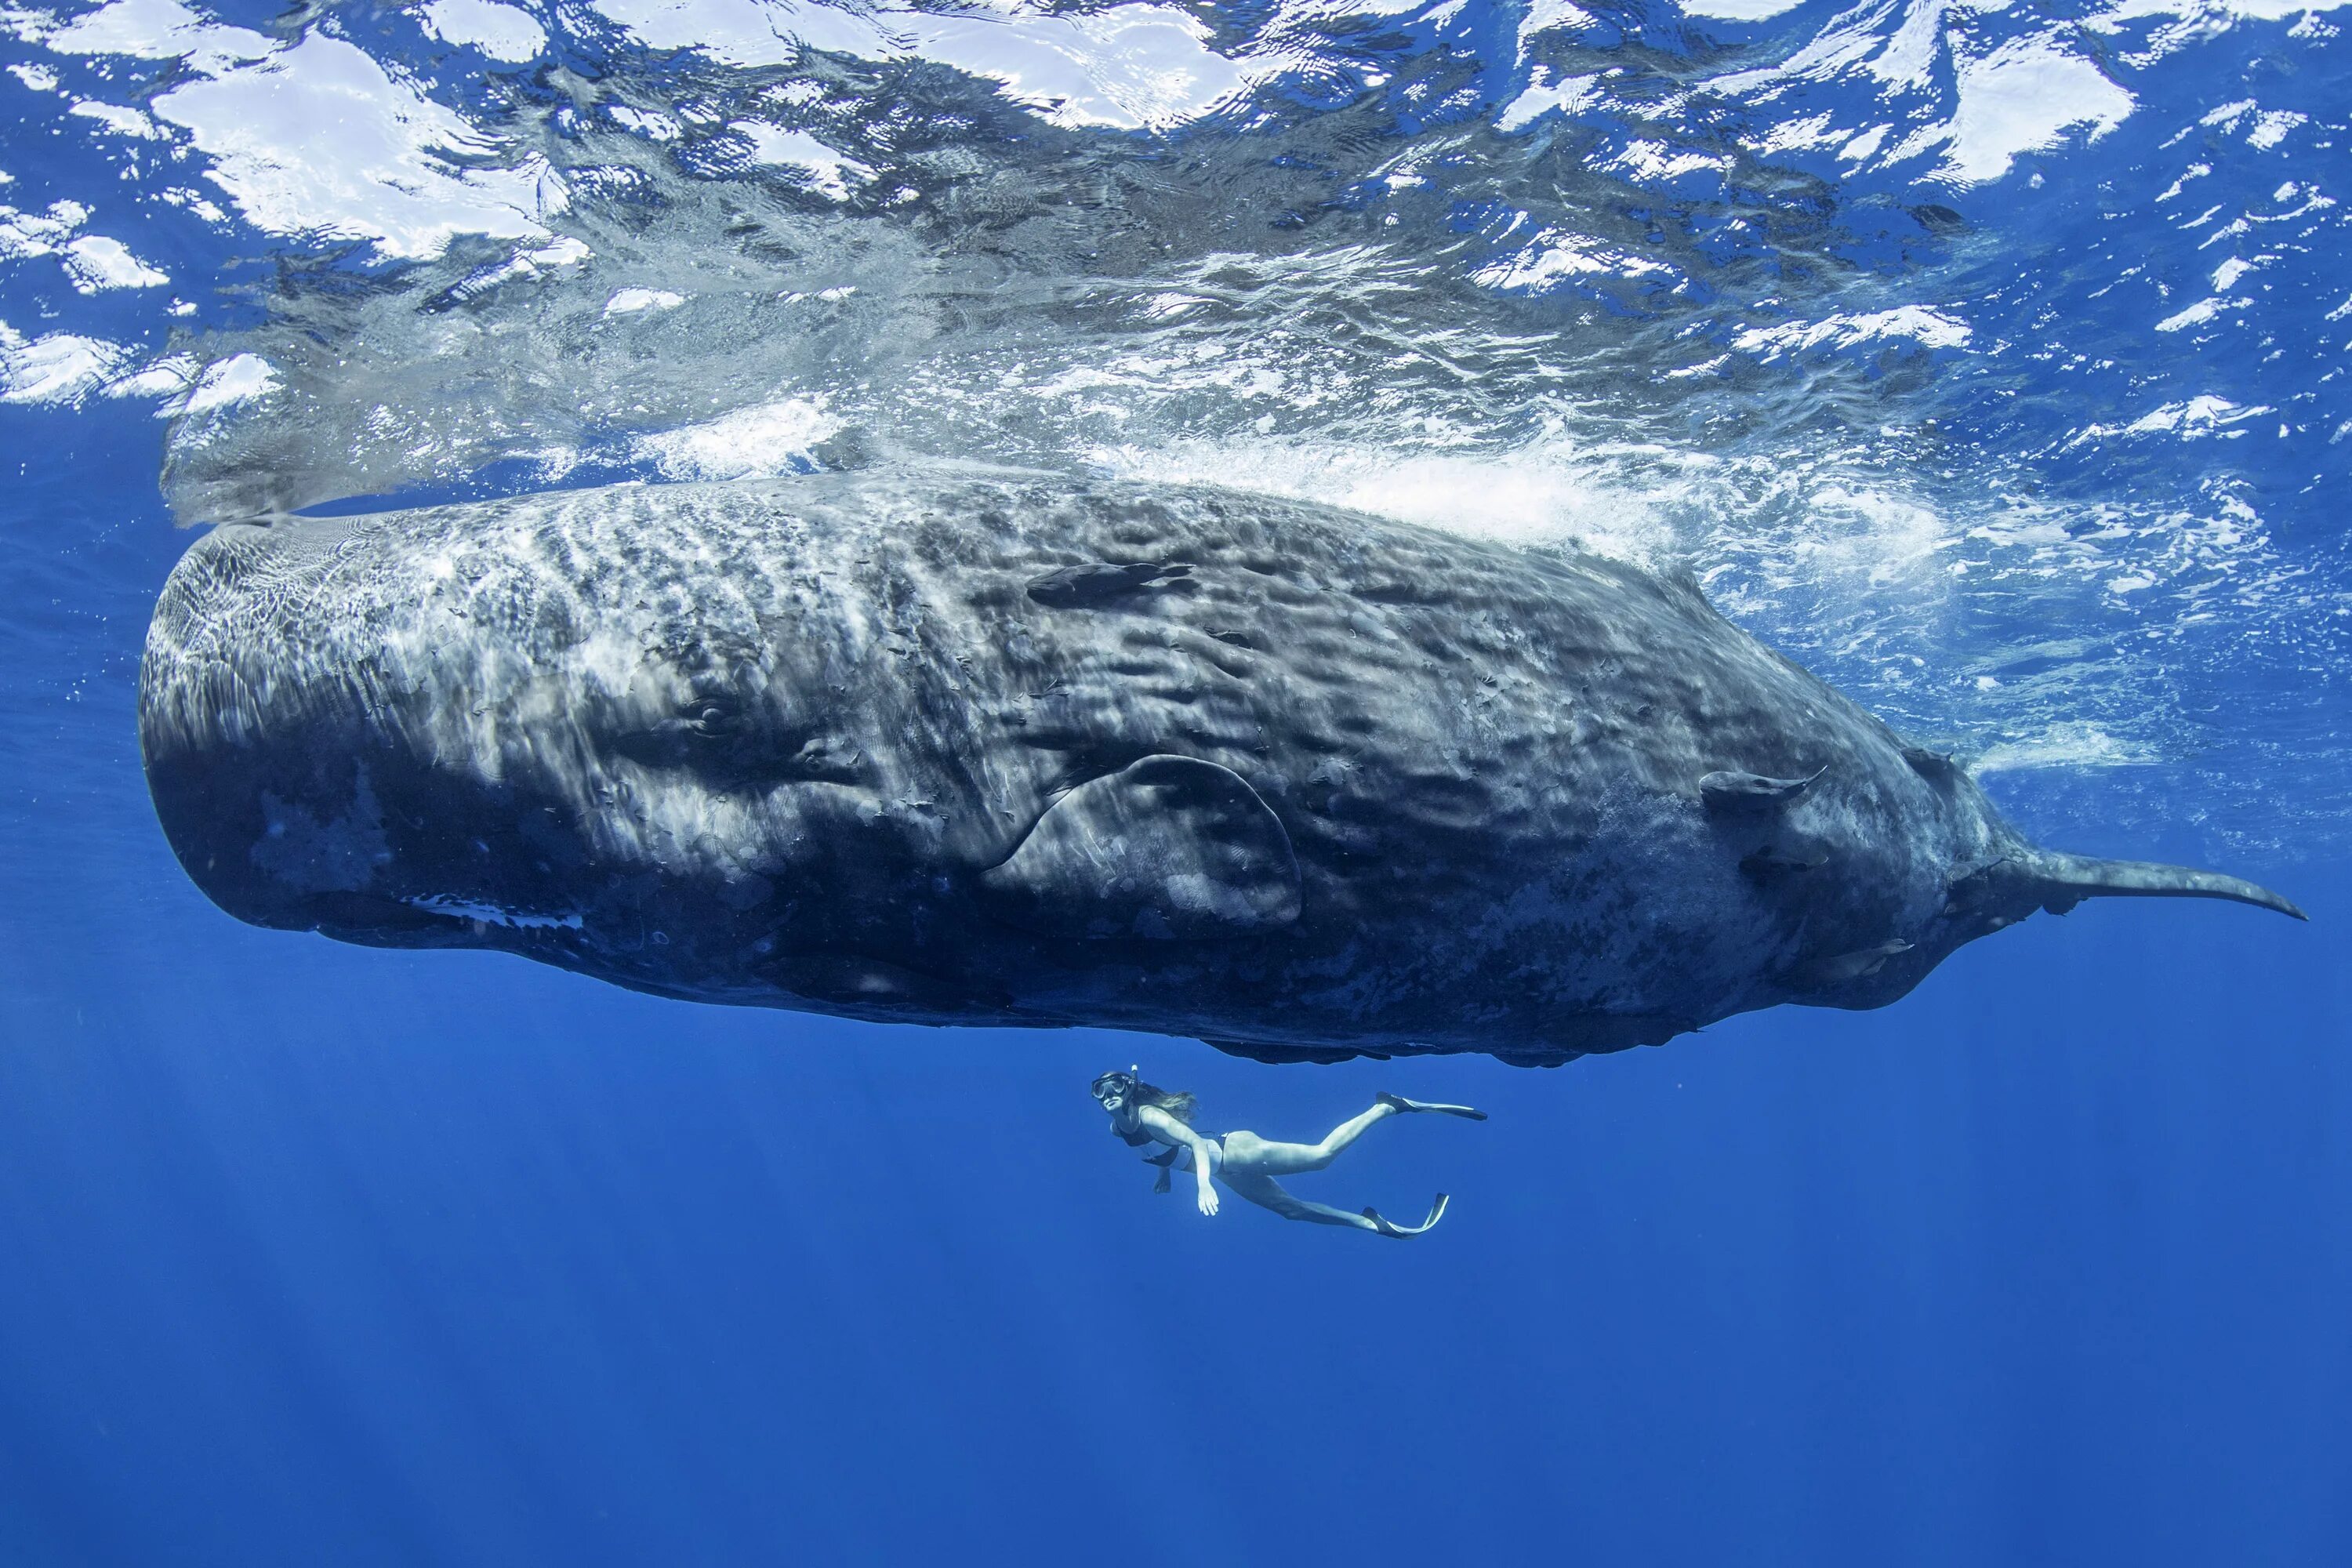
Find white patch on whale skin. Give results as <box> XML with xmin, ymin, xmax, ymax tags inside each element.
<box><xmin>407</xmin><ymin>896</ymin><xmax>584</xmax><ymax>931</ymax></box>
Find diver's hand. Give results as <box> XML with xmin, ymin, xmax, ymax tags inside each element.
<box><xmin>1196</xmin><ymin>1184</ymin><xmax>1219</xmax><ymax>1217</ymax></box>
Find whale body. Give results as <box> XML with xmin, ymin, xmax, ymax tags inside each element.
<box><xmin>137</xmin><ymin>466</ymin><xmax>2303</xmax><ymax>1065</ymax></box>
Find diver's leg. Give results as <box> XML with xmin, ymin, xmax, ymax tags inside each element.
<box><xmin>1218</xmin><ymin>1104</ymin><xmax>1396</xmax><ymax>1178</ymax></box>
<box><xmin>1221</xmin><ymin>1172</ymin><xmax>1380</xmax><ymax>1232</ymax></box>
<box><xmin>1376</xmin><ymin>1091</ymin><xmax>1487</xmax><ymax>1120</ymax></box>
<box><xmin>1225</xmin><ymin>1093</ymin><xmax>1485</xmax><ymax>1177</ymax></box>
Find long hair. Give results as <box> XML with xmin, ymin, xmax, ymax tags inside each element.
<box><xmin>1097</xmin><ymin>1070</ymin><xmax>1198</xmax><ymax>1145</ymax></box>
<box><xmin>1134</xmin><ymin>1080</ymin><xmax>1198</xmax><ymax>1126</ymax></box>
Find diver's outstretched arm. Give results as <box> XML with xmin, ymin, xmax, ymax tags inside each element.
<box><xmin>1134</xmin><ymin>1105</ymin><xmax>1219</xmax><ymax>1215</ymax></box>
<box><xmin>1192</xmin><ymin>1138</ymin><xmax>1218</xmax><ymax>1216</ymax></box>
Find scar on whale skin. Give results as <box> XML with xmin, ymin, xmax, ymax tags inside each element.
<box><xmin>982</xmin><ymin>754</ymin><xmax>1301</xmax><ymax>942</ymax></box>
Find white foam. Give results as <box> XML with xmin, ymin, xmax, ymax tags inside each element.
<box><xmin>2194</xmin><ymin>100</ymin><xmax>2307</xmax><ymax>150</ymax></box>
<box><xmin>1472</xmin><ymin>228</ymin><xmax>1675</xmax><ymax>292</ymax></box>
<box><xmin>1753</xmin><ymin>113</ymin><xmax>1843</xmax><ymax>155</ymax></box>
<box><xmin>2124</xmin><ymin>396</ymin><xmax>2269</xmax><ymax>437</ymax></box>
<box><xmin>632</xmin><ymin>396</ymin><xmax>843</xmax><ymax>480</ymax></box>
<box><xmin>62</xmin><ymin>234</ymin><xmax>168</xmax><ymax>291</ymax></box>
<box><xmin>2246</xmin><ymin>110</ymin><xmax>2304</xmax><ymax>150</ymax></box>
<box><xmin>2098</xmin><ymin>0</ymin><xmax>2352</xmax><ymax>24</ymax></box>
<box><xmin>1714</xmin><ymin>13</ymin><xmax>2136</xmax><ymax>187</ymax></box>
<box><xmin>153</xmin><ymin>34</ymin><xmax>553</xmax><ymax>259</ymax></box>
<box><xmin>1515</xmin><ymin>0</ymin><xmax>1596</xmax><ymax>49</ymax></box>
<box><xmin>607</xmin><ymin>104</ymin><xmax>681</xmax><ymax>141</ymax></box>
<box><xmin>43</xmin><ymin>1</ymin><xmax>551</xmax><ymax>260</ymax></box>
<box><xmin>419</xmin><ymin>0</ymin><xmax>546</xmax><ymax>62</ymax></box>
<box><xmin>42</xmin><ymin>0</ymin><xmax>274</xmax><ymax>73</ymax></box>
<box><xmin>1732</xmin><ymin>305</ymin><xmax>1971</xmax><ymax>357</ymax></box>
<box><xmin>1840</xmin><ymin>124</ymin><xmax>1888</xmax><ymax>161</ymax></box>
<box><xmin>69</xmin><ymin>100</ymin><xmax>166</xmax><ymax>139</ymax></box>
<box><xmin>2154</xmin><ymin>297</ymin><xmax>2231</xmax><ymax>332</ymax></box>
<box><xmin>1973</xmin><ymin>722</ymin><xmax>2158</xmax><ymax>773</ymax></box>
<box><xmin>730</xmin><ymin>123</ymin><xmax>873</xmax><ymax>201</ymax></box>
<box><xmin>1931</xmin><ymin>35</ymin><xmax>2134</xmax><ymax>185</ymax></box>
<box><xmin>1680</xmin><ymin>0</ymin><xmax>1809</xmax><ymax>21</ymax></box>
<box><xmin>1087</xmin><ymin>439</ymin><xmax>1707</xmax><ymax>563</ymax></box>
<box><xmin>2211</xmin><ymin>256</ymin><xmax>2265</xmax><ymax>290</ymax></box>
<box><xmin>0</xmin><ymin>198</ymin><xmax>82</xmax><ymax>260</ymax></box>
<box><xmin>1605</xmin><ymin>140</ymin><xmax>1732</xmax><ymax>182</ymax></box>
<box><xmin>104</xmin><ymin>354</ymin><xmax>199</xmax><ymax>398</ymax></box>
<box><xmin>586</xmin><ymin>0</ymin><xmax>1255</xmax><ymax>130</ymax></box>
<box><xmin>178</xmin><ymin>352</ymin><xmax>278</xmax><ymax>413</ymax></box>
<box><xmin>0</xmin><ymin>320</ymin><xmax>129</xmax><ymax>404</ymax></box>
<box><xmin>1493</xmin><ymin>68</ymin><xmax>1600</xmax><ymax>133</ymax></box>
<box><xmin>2064</xmin><ymin>395</ymin><xmax>2273</xmax><ymax>448</ymax></box>
<box><xmin>604</xmin><ymin>287</ymin><xmax>686</xmax><ymax>316</ymax></box>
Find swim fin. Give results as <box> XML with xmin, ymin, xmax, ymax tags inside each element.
<box><xmin>1363</xmin><ymin>1194</ymin><xmax>1450</xmax><ymax>1237</ymax></box>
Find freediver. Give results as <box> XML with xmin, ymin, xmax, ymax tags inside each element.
<box><xmin>1090</xmin><ymin>1068</ymin><xmax>1486</xmax><ymax>1237</ymax></box>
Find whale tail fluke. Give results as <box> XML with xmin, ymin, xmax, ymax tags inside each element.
<box><xmin>2026</xmin><ymin>850</ymin><xmax>2307</xmax><ymax>921</ymax></box>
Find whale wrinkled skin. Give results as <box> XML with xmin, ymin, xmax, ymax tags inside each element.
<box><xmin>137</xmin><ymin>466</ymin><xmax>2303</xmax><ymax>1065</ymax></box>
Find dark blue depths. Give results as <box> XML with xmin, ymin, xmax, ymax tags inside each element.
<box><xmin>2</xmin><ymin>412</ymin><xmax>2348</xmax><ymax>1568</ymax></box>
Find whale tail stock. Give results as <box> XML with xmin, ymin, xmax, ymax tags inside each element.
<box><xmin>2020</xmin><ymin>848</ymin><xmax>2307</xmax><ymax>921</ymax></box>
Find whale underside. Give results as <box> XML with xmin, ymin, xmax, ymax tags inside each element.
<box><xmin>137</xmin><ymin>466</ymin><xmax>2302</xmax><ymax>1066</ymax></box>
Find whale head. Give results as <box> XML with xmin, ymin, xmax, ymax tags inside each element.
<box><xmin>136</xmin><ymin>501</ymin><xmax>922</xmax><ymax>991</ymax></box>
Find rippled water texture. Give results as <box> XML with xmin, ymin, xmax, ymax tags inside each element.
<box><xmin>2</xmin><ymin>0</ymin><xmax>2347</xmax><ymax>850</ymax></box>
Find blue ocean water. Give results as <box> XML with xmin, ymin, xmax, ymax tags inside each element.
<box><xmin>2</xmin><ymin>0</ymin><xmax>2348</xmax><ymax>1560</ymax></box>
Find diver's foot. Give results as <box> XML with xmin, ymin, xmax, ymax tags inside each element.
<box><xmin>1377</xmin><ymin>1092</ymin><xmax>1488</xmax><ymax>1120</ymax></box>
<box><xmin>1363</xmin><ymin>1194</ymin><xmax>1450</xmax><ymax>1237</ymax></box>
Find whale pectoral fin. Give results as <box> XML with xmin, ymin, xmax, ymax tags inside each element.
<box><xmin>1790</xmin><ymin>939</ymin><xmax>1914</xmax><ymax>990</ymax></box>
<box><xmin>1700</xmin><ymin>765</ymin><xmax>1824</xmax><ymax>811</ymax></box>
<box><xmin>1740</xmin><ymin>840</ymin><xmax>1829</xmax><ymax>879</ymax></box>
<box><xmin>1902</xmin><ymin>746</ymin><xmax>1962</xmax><ymax>784</ymax></box>
<box><xmin>982</xmin><ymin>754</ymin><xmax>1301</xmax><ymax>942</ymax></box>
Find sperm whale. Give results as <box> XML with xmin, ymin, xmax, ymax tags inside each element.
<box><xmin>136</xmin><ymin>465</ymin><xmax>2303</xmax><ymax>1065</ymax></box>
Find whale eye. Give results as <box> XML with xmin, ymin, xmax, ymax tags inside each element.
<box><xmin>611</xmin><ymin>690</ymin><xmax>753</xmax><ymax>771</ymax></box>
<box><xmin>684</xmin><ymin>693</ymin><xmax>744</xmax><ymax>736</ymax></box>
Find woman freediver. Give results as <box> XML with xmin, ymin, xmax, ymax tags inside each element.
<box><xmin>1090</xmin><ymin>1068</ymin><xmax>1486</xmax><ymax>1237</ymax></box>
